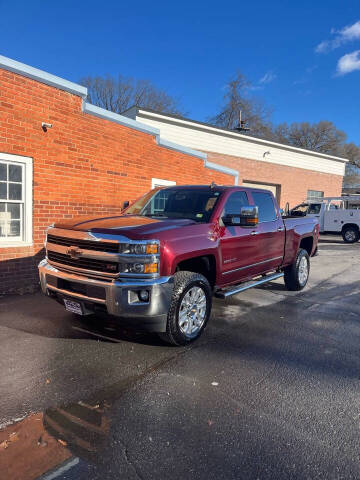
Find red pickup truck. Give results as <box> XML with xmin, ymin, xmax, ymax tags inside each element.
<box><xmin>39</xmin><ymin>185</ymin><xmax>319</xmax><ymax>345</ymax></box>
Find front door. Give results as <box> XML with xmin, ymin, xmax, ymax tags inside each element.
<box><xmin>219</xmin><ymin>190</ymin><xmax>262</xmax><ymax>285</ymax></box>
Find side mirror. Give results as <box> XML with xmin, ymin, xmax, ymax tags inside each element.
<box><xmin>285</xmin><ymin>202</ymin><xmax>290</xmax><ymax>216</ymax></box>
<box><xmin>122</xmin><ymin>201</ymin><xmax>129</xmax><ymax>210</ymax></box>
<box><xmin>222</xmin><ymin>206</ymin><xmax>259</xmax><ymax>227</ymax></box>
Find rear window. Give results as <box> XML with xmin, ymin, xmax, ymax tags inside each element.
<box><xmin>252</xmin><ymin>192</ymin><xmax>277</xmax><ymax>222</ymax></box>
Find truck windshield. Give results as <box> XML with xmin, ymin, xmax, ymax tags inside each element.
<box><xmin>124</xmin><ymin>188</ymin><xmax>223</xmax><ymax>223</ymax></box>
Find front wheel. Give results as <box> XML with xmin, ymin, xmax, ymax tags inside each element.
<box><xmin>284</xmin><ymin>248</ymin><xmax>310</xmax><ymax>291</ymax></box>
<box><xmin>159</xmin><ymin>271</ymin><xmax>212</xmax><ymax>346</ymax></box>
<box><xmin>342</xmin><ymin>226</ymin><xmax>359</xmax><ymax>243</ymax></box>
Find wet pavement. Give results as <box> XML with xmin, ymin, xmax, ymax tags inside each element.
<box><xmin>0</xmin><ymin>235</ymin><xmax>360</xmax><ymax>479</ymax></box>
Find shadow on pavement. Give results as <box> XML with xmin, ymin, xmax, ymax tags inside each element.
<box><xmin>0</xmin><ymin>292</ymin><xmax>165</xmax><ymax>346</ymax></box>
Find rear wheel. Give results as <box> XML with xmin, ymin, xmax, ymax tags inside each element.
<box><xmin>342</xmin><ymin>226</ymin><xmax>359</xmax><ymax>243</ymax></box>
<box><xmin>284</xmin><ymin>248</ymin><xmax>310</xmax><ymax>291</ymax></box>
<box><xmin>159</xmin><ymin>271</ymin><xmax>212</xmax><ymax>346</ymax></box>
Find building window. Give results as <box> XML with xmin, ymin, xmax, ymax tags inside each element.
<box><xmin>307</xmin><ymin>190</ymin><xmax>324</xmax><ymax>200</ymax></box>
<box><xmin>0</xmin><ymin>153</ymin><xmax>33</xmax><ymax>245</ymax></box>
<box><xmin>151</xmin><ymin>178</ymin><xmax>176</xmax><ymax>214</ymax></box>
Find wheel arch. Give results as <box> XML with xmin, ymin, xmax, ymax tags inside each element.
<box><xmin>299</xmin><ymin>235</ymin><xmax>314</xmax><ymax>256</ymax></box>
<box><xmin>341</xmin><ymin>223</ymin><xmax>359</xmax><ymax>232</ymax></box>
<box><xmin>175</xmin><ymin>255</ymin><xmax>217</xmax><ymax>288</ymax></box>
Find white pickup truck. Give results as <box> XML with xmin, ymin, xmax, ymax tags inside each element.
<box><xmin>290</xmin><ymin>196</ymin><xmax>360</xmax><ymax>243</ymax></box>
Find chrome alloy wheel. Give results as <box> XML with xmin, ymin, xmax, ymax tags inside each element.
<box><xmin>178</xmin><ymin>286</ymin><xmax>207</xmax><ymax>337</ymax></box>
<box><xmin>345</xmin><ymin>229</ymin><xmax>356</xmax><ymax>242</ymax></box>
<box><xmin>298</xmin><ymin>256</ymin><xmax>309</xmax><ymax>286</ymax></box>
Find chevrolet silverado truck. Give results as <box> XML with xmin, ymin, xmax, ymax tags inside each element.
<box><xmin>38</xmin><ymin>185</ymin><xmax>319</xmax><ymax>345</ymax></box>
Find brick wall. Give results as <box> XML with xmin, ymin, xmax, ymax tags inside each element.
<box><xmin>207</xmin><ymin>152</ymin><xmax>343</xmax><ymax>208</ymax></box>
<box><xmin>0</xmin><ymin>69</ymin><xmax>232</xmax><ymax>294</ymax></box>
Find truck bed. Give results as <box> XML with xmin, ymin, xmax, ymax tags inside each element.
<box><xmin>282</xmin><ymin>215</ymin><xmax>319</xmax><ymax>265</ymax></box>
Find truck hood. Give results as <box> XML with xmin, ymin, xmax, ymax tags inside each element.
<box><xmin>53</xmin><ymin>215</ymin><xmax>197</xmax><ymax>238</ymax></box>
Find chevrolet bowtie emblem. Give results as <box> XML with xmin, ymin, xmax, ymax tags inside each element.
<box><xmin>66</xmin><ymin>246</ymin><xmax>82</xmax><ymax>259</ymax></box>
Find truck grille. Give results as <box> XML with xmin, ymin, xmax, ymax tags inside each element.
<box><xmin>47</xmin><ymin>234</ymin><xmax>119</xmax><ymax>253</ymax></box>
<box><xmin>48</xmin><ymin>251</ymin><xmax>119</xmax><ymax>274</ymax></box>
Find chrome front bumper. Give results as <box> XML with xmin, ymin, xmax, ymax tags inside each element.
<box><xmin>38</xmin><ymin>259</ymin><xmax>174</xmax><ymax>332</ymax></box>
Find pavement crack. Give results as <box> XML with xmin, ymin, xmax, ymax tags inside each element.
<box><xmin>254</xmin><ymin>365</ymin><xmax>278</xmax><ymax>386</ymax></box>
<box><xmin>117</xmin><ymin>437</ymin><xmax>145</xmax><ymax>480</ymax></box>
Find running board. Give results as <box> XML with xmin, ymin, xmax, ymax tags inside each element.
<box><xmin>215</xmin><ymin>272</ymin><xmax>284</xmax><ymax>299</ymax></box>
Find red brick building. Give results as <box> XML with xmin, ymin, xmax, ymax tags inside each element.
<box><xmin>0</xmin><ymin>56</ymin><xmax>234</xmax><ymax>294</ymax></box>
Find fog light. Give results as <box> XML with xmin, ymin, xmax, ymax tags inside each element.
<box><xmin>139</xmin><ymin>290</ymin><xmax>149</xmax><ymax>302</ymax></box>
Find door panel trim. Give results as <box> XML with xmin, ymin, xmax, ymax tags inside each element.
<box><xmin>223</xmin><ymin>256</ymin><xmax>283</xmax><ymax>275</ymax></box>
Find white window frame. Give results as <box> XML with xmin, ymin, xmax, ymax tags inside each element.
<box><xmin>151</xmin><ymin>178</ymin><xmax>176</xmax><ymax>189</ymax></box>
<box><xmin>307</xmin><ymin>189</ymin><xmax>324</xmax><ymax>201</ymax></box>
<box><xmin>150</xmin><ymin>178</ymin><xmax>176</xmax><ymax>215</ymax></box>
<box><xmin>0</xmin><ymin>153</ymin><xmax>33</xmax><ymax>247</ymax></box>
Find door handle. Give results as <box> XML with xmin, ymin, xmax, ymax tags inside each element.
<box><xmin>250</xmin><ymin>231</ymin><xmax>259</xmax><ymax>235</ymax></box>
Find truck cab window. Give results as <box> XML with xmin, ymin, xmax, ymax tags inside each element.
<box><xmin>292</xmin><ymin>204</ymin><xmax>308</xmax><ymax>214</ymax></box>
<box><xmin>308</xmin><ymin>203</ymin><xmax>322</xmax><ymax>214</ymax></box>
<box><xmin>223</xmin><ymin>191</ymin><xmax>248</xmax><ymax>216</ymax></box>
<box><xmin>252</xmin><ymin>192</ymin><xmax>277</xmax><ymax>222</ymax></box>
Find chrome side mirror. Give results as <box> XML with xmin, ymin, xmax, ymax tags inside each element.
<box><xmin>222</xmin><ymin>206</ymin><xmax>259</xmax><ymax>227</ymax></box>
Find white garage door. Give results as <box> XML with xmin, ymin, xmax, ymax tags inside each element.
<box><xmin>242</xmin><ymin>181</ymin><xmax>279</xmax><ymax>200</ymax></box>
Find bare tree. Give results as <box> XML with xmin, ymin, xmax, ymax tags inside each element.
<box><xmin>341</xmin><ymin>143</ymin><xmax>360</xmax><ymax>186</ymax></box>
<box><xmin>340</xmin><ymin>142</ymin><xmax>360</xmax><ymax>168</ymax></box>
<box><xmin>270</xmin><ymin>121</ymin><xmax>347</xmax><ymax>155</ymax></box>
<box><xmin>80</xmin><ymin>75</ymin><xmax>184</xmax><ymax>115</ymax></box>
<box><xmin>209</xmin><ymin>71</ymin><xmax>273</xmax><ymax>137</ymax></box>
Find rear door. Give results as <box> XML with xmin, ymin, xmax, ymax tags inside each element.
<box><xmin>250</xmin><ymin>191</ymin><xmax>285</xmax><ymax>272</ymax></box>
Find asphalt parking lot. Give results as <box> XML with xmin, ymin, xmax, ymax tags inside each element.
<box><xmin>0</xmin><ymin>235</ymin><xmax>360</xmax><ymax>480</ymax></box>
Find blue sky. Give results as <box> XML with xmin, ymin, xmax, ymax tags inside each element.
<box><xmin>0</xmin><ymin>0</ymin><xmax>359</xmax><ymax>143</ymax></box>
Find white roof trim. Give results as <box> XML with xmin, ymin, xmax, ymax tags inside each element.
<box><xmin>204</xmin><ymin>160</ymin><xmax>238</xmax><ymax>185</ymax></box>
<box><xmin>135</xmin><ymin>108</ymin><xmax>348</xmax><ymax>164</ymax></box>
<box><xmin>82</xmin><ymin>102</ymin><xmax>160</xmax><ymax>136</ymax></box>
<box><xmin>0</xmin><ymin>55</ymin><xmax>88</xmax><ymax>99</ymax></box>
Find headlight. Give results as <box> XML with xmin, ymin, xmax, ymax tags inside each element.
<box><xmin>119</xmin><ymin>243</ymin><xmax>159</xmax><ymax>255</ymax></box>
<box><xmin>122</xmin><ymin>262</ymin><xmax>159</xmax><ymax>274</ymax></box>
<box><xmin>118</xmin><ymin>241</ymin><xmax>159</xmax><ymax>275</ymax></box>
<box><xmin>129</xmin><ymin>263</ymin><xmax>145</xmax><ymax>274</ymax></box>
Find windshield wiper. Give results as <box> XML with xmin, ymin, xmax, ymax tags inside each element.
<box><xmin>143</xmin><ymin>213</ymin><xmax>167</xmax><ymax>217</ymax></box>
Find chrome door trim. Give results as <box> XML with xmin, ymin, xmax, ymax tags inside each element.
<box><xmin>222</xmin><ymin>256</ymin><xmax>283</xmax><ymax>275</ymax></box>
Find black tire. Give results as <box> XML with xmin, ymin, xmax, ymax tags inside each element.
<box><xmin>159</xmin><ymin>271</ymin><xmax>212</xmax><ymax>346</ymax></box>
<box><xmin>284</xmin><ymin>248</ymin><xmax>310</xmax><ymax>291</ymax></box>
<box><xmin>342</xmin><ymin>226</ymin><xmax>359</xmax><ymax>244</ymax></box>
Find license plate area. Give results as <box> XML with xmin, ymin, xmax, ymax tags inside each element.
<box><xmin>64</xmin><ymin>298</ymin><xmax>84</xmax><ymax>315</ymax></box>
